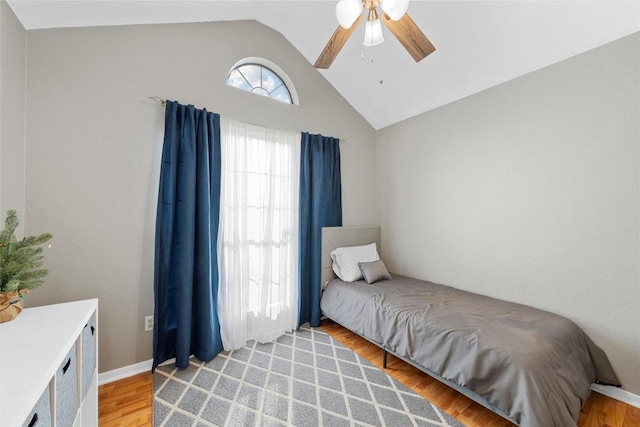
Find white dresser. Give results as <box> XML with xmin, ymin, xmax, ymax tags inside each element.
<box><xmin>0</xmin><ymin>299</ymin><xmax>98</xmax><ymax>427</ymax></box>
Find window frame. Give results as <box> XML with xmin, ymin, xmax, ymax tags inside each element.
<box><xmin>226</xmin><ymin>57</ymin><xmax>299</xmax><ymax>105</ymax></box>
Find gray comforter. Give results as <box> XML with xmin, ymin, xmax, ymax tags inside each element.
<box><xmin>320</xmin><ymin>275</ymin><xmax>620</xmax><ymax>427</ymax></box>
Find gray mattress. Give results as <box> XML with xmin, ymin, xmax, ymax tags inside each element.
<box><xmin>320</xmin><ymin>274</ymin><xmax>620</xmax><ymax>427</ymax></box>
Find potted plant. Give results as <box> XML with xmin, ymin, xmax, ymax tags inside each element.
<box><xmin>0</xmin><ymin>210</ymin><xmax>52</xmax><ymax>323</ymax></box>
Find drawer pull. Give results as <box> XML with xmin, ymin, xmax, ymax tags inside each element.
<box><xmin>62</xmin><ymin>358</ymin><xmax>71</xmax><ymax>374</ymax></box>
<box><xmin>27</xmin><ymin>412</ymin><xmax>38</xmax><ymax>427</ymax></box>
<box><xmin>91</xmin><ymin>326</ymin><xmax>95</xmax><ymax>336</ymax></box>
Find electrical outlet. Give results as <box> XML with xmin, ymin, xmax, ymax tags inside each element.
<box><xmin>144</xmin><ymin>315</ymin><xmax>154</xmax><ymax>332</ymax></box>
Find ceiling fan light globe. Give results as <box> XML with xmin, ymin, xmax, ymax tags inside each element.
<box><xmin>363</xmin><ymin>19</ymin><xmax>384</xmax><ymax>46</ymax></box>
<box><xmin>380</xmin><ymin>0</ymin><xmax>397</xmax><ymax>13</ymax></box>
<box><xmin>336</xmin><ymin>0</ymin><xmax>362</xmax><ymax>29</ymax></box>
<box><xmin>381</xmin><ymin>0</ymin><xmax>410</xmax><ymax>21</ymax></box>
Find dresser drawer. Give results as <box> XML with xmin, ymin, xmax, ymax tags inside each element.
<box><xmin>81</xmin><ymin>313</ymin><xmax>97</xmax><ymax>400</ymax></box>
<box><xmin>21</xmin><ymin>385</ymin><xmax>51</xmax><ymax>427</ymax></box>
<box><xmin>56</xmin><ymin>344</ymin><xmax>79</xmax><ymax>427</ymax></box>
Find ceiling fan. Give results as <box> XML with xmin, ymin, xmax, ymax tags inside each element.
<box><xmin>314</xmin><ymin>0</ymin><xmax>435</xmax><ymax>69</ymax></box>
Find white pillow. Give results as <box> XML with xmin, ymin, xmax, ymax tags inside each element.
<box><xmin>331</xmin><ymin>243</ymin><xmax>380</xmax><ymax>282</ymax></box>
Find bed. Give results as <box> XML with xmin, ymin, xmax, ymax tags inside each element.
<box><xmin>319</xmin><ymin>226</ymin><xmax>620</xmax><ymax>427</ymax></box>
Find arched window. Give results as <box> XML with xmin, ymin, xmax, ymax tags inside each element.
<box><xmin>226</xmin><ymin>58</ymin><xmax>298</xmax><ymax>105</ymax></box>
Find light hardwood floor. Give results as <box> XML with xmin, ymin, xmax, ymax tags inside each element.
<box><xmin>98</xmin><ymin>320</ymin><xmax>640</xmax><ymax>426</ymax></box>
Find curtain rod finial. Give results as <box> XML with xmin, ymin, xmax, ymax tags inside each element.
<box><xmin>149</xmin><ymin>96</ymin><xmax>166</xmax><ymax>106</ymax></box>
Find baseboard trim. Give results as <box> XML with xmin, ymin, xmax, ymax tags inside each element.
<box><xmin>98</xmin><ymin>359</ymin><xmax>153</xmax><ymax>386</ymax></box>
<box><xmin>592</xmin><ymin>384</ymin><xmax>640</xmax><ymax>409</ymax></box>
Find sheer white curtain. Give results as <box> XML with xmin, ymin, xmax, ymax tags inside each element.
<box><xmin>218</xmin><ymin>117</ymin><xmax>300</xmax><ymax>351</ymax></box>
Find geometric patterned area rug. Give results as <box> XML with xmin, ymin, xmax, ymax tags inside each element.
<box><xmin>153</xmin><ymin>325</ymin><xmax>465</xmax><ymax>427</ymax></box>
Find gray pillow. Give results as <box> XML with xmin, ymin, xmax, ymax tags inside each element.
<box><xmin>358</xmin><ymin>259</ymin><xmax>392</xmax><ymax>284</ymax></box>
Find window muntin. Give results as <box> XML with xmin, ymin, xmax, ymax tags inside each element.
<box><xmin>227</xmin><ymin>63</ymin><xmax>293</xmax><ymax>104</ymax></box>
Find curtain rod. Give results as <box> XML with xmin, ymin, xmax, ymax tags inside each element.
<box><xmin>148</xmin><ymin>96</ymin><xmax>346</xmax><ymax>143</ymax></box>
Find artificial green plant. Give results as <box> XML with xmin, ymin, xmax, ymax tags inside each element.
<box><xmin>0</xmin><ymin>210</ymin><xmax>53</xmax><ymax>293</ymax></box>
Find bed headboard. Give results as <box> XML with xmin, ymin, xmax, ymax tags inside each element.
<box><xmin>321</xmin><ymin>225</ymin><xmax>381</xmax><ymax>289</ymax></box>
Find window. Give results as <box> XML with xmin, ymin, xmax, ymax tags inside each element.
<box><xmin>226</xmin><ymin>58</ymin><xmax>298</xmax><ymax>105</ymax></box>
<box><xmin>217</xmin><ymin>117</ymin><xmax>300</xmax><ymax>350</ymax></box>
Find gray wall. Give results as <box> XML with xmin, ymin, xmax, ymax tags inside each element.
<box><xmin>0</xmin><ymin>0</ymin><xmax>26</xmax><ymax>236</ymax></box>
<box><xmin>24</xmin><ymin>21</ymin><xmax>377</xmax><ymax>373</ymax></box>
<box><xmin>377</xmin><ymin>33</ymin><xmax>640</xmax><ymax>394</ymax></box>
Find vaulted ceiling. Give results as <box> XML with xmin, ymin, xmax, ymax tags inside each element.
<box><xmin>7</xmin><ymin>1</ymin><xmax>640</xmax><ymax>129</ymax></box>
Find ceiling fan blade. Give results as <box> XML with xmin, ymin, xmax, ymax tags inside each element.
<box><xmin>314</xmin><ymin>14</ymin><xmax>363</xmax><ymax>69</ymax></box>
<box><xmin>381</xmin><ymin>12</ymin><xmax>435</xmax><ymax>62</ymax></box>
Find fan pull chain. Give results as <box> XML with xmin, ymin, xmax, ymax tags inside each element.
<box><xmin>359</xmin><ymin>10</ymin><xmax>375</xmax><ymax>64</ymax></box>
<box><xmin>361</xmin><ymin>49</ymin><xmax>374</xmax><ymax>63</ymax></box>
<box><xmin>361</xmin><ymin>16</ymin><xmax>366</xmax><ymax>61</ymax></box>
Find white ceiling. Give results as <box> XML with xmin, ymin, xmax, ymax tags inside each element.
<box><xmin>7</xmin><ymin>1</ymin><xmax>640</xmax><ymax>130</ymax></box>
